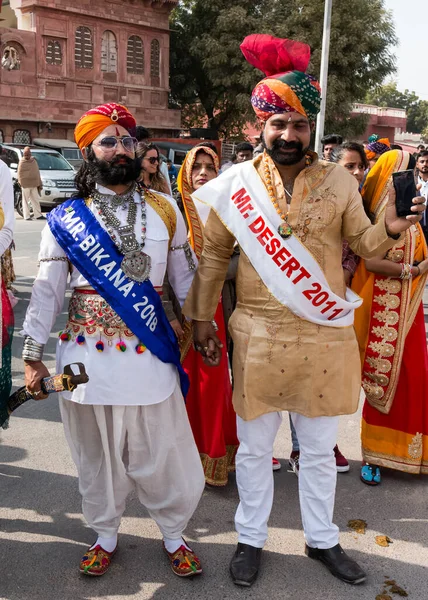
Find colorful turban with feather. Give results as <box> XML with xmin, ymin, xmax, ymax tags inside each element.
<box><xmin>74</xmin><ymin>103</ymin><xmax>137</xmax><ymax>151</ymax></box>
<box><xmin>240</xmin><ymin>34</ymin><xmax>322</xmax><ymax>122</ymax></box>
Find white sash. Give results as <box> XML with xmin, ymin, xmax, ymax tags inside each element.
<box><xmin>192</xmin><ymin>161</ymin><xmax>362</xmax><ymax>327</ymax></box>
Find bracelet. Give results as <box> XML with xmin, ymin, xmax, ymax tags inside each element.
<box><xmin>400</xmin><ymin>263</ymin><xmax>412</xmax><ymax>280</ymax></box>
<box><xmin>211</xmin><ymin>320</ymin><xmax>218</xmax><ymax>332</ymax></box>
<box><xmin>22</xmin><ymin>336</ymin><xmax>44</xmax><ymax>362</ymax></box>
<box><xmin>415</xmin><ymin>265</ymin><xmax>421</xmax><ymax>277</ymax></box>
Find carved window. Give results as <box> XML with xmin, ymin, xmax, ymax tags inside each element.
<box><xmin>75</xmin><ymin>26</ymin><xmax>93</xmax><ymax>69</ymax></box>
<box><xmin>150</xmin><ymin>39</ymin><xmax>160</xmax><ymax>85</ymax></box>
<box><xmin>101</xmin><ymin>31</ymin><xmax>117</xmax><ymax>73</ymax></box>
<box><xmin>13</xmin><ymin>130</ymin><xmax>31</xmax><ymax>145</ymax></box>
<box><xmin>127</xmin><ymin>35</ymin><xmax>144</xmax><ymax>75</ymax></box>
<box><xmin>1</xmin><ymin>45</ymin><xmax>21</xmax><ymax>71</ymax></box>
<box><xmin>46</xmin><ymin>41</ymin><xmax>62</xmax><ymax>65</ymax></box>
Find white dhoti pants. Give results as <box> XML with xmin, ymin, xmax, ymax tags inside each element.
<box><xmin>60</xmin><ymin>384</ymin><xmax>205</xmax><ymax>539</ymax></box>
<box><xmin>235</xmin><ymin>411</ymin><xmax>339</xmax><ymax>550</ymax></box>
<box><xmin>22</xmin><ymin>187</ymin><xmax>42</xmax><ymax>220</ymax></box>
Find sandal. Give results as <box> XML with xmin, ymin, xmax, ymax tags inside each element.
<box><xmin>79</xmin><ymin>544</ymin><xmax>117</xmax><ymax>576</ymax></box>
<box><xmin>360</xmin><ymin>463</ymin><xmax>381</xmax><ymax>486</ymax></box>
<box><xmin>163</xmin><ymin>540</ymin><xmax>202</xmax><ymax>577</ymax></box>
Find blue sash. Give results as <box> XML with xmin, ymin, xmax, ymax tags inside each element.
<box><xmin>47</xmin><ymin>198</ymin><xmax>189</xmax><ymax>397</ymax></box>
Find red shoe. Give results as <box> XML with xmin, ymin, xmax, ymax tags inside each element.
<box><xmin>272</xmin><ymin>457</ymin><xmax>281</xmax><ymax>471</ymax></box>
<box><xmin>334</xmin><ymin>445</ymin><xmax>350</xmax><ymax>472</ymax></box>
<box><xmin>288</xmin><ymin>451</ymin><xmax>300</xmax><ymax>476</ymax></box>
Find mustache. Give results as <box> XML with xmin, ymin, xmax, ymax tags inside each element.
<box><xmin>271</xmin><ymin>139</ymin><xmax>303</xmax><ymax>151</ymax></box>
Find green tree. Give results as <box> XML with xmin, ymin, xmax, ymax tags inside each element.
<box><xmin>365</xmin><ymin>81</ymin><xmax>428</xmax><ymax>133</ymax></box>
<box><xmin>170</xmin><ymin>0</ymin><xmax>397</xmax><ymax>139</ymax></box>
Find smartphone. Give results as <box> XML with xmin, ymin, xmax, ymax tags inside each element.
<box><xmin>392</xmin><ymin>169</ymin><xmax>417</xmax><ymax>217</ymax></box>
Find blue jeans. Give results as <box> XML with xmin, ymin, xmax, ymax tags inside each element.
<box><xmin>289</xmin><ymin>414</ymin><xmax>300</xmax><ymax>452</ymax></box>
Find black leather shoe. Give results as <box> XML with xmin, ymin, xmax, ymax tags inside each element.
<box><xmin>230</xmin><ymin>543</ymin><xmax>262</xmax><ymax>587</ymax></box>
<box><xmin>305</xmin><ymin>543</ymin><xmax>366</xmax><ymax>584</ymax></box>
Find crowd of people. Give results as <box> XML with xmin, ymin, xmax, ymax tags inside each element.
<box><xmin>0</xmin><ymin>32</ymin><xmax>427</xmax><ymax>589</ymax></box>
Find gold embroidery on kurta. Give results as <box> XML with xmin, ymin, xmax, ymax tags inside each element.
<box><xmin>266</xmin><ymin>323</ymin><xmax>281</xmax><ymax>363</ymax></box>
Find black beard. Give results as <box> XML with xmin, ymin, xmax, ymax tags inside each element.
<box><xmin>261</xmin><ymin>134</ymin><xmax>309</xmax><ymax>166</ymax></box>
<box><xmin>86</xmin><ymin>151</ymin><xmax>141</xmax><ymax>186</ymax></box>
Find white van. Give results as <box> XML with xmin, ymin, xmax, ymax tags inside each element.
<box><xmin>0</xmin><ymin>144</ymin><xmax>77</xmax><ymax>216</ymax></box>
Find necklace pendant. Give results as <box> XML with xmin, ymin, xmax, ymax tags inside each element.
<box><xmin>278</xmin><ymin>222</ymin><xmax>293</xmax><ymax>239</ymax></box>
<box><xmin>121</xmin><ymin>250</ymin><xmax>151</xmax><ymax>282</ymax></box>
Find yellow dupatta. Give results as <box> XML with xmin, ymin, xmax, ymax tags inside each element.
<box><xmin>177</xmin><ymin>145</ymin><xmax>219</xmax><ymax>259</ymax></box>
<box><xmin>352</xmin><ymin>150</ymin><xmax>428</xmax><ymax>414</ymax></box>
<box><xmin>176</xmin><ymin>146</ymin><xmax>220</xmax><ymax>360</ymax></box>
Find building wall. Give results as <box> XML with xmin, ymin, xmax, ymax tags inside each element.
<box><xmin>0</xmin><ymin>0</ymin><xmax>180</xmax><ymax>143</ymax></box>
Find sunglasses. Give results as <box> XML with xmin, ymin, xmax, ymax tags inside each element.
<box><xmin>146</xmin><ymin>156</ymin><xmax>160</xmax><ymax>165</ymax></box>
<box><xmin>96</xmin><ymin>136</ymin><xmax>138</xmax><ymax>152</ymax></box>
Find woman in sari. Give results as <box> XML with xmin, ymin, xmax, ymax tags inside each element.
<box><xmin>177</xmin><ymin>144</ymin><xmax>238</xmax><ymax>486</ymax></box>
<box><xmin>0</xmin><ymin>160</ymin><xmax>15</xmax><ymax>428</ymax></box>
<box><xmin>352</xmin><ymin>150</ymin><xmax>428</xmax><ymax>484</ymax></box>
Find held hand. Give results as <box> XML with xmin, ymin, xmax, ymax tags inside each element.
<box><xmin>385</xmin><ymin>182</ymin><xmax>426</xmax><ymax>235</ymax></box>
<box><xmin>170</xmin><ymin>318</ymin><xmax>184</xmax><ymax>342</ymax></box>
<box><xmin>193</xmin><ymin>320</ymin><xmax>223</xmax><ymax>367</ymax></box>
<box><xmin>416</xmin><ymin>258</ymin><xmax>428</xmax><ymax>275</ymax></box>
<box><xmin>24</xmin><ymin>360</ymin><xmax>50</xmax><ymax>400</ymax></box>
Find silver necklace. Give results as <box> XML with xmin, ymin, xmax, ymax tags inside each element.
<box><xmin>92</xmin><ymin>185</ymin><xmax>151</xmax><ymax>282</ymax></box>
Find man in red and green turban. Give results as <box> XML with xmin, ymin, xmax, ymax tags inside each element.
<box><xmin>241</xmin><ymin>34</ymin><xmax>322</xmax><ymax>123</ymax></box>
<box><xmin>183</xmin><ymin>33</ymin><xmax>425</xmax><ymax>590</ymax></box>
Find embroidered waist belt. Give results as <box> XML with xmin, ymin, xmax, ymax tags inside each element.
<box><xmin>60</xmin><ymin>287</ymin><xmax>164</xmax><ymax>353</ymax></box>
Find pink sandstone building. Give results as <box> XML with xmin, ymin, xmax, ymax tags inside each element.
<box><xmin>0</xmin><ymin>0</ymin><xmax>180</xmax><ymax>144</ymax></box>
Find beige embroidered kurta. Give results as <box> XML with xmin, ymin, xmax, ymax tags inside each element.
<box><xmin>183</xmin><ymin>153</ymin><xmax>398</xmax><ymax>421</ymax></box>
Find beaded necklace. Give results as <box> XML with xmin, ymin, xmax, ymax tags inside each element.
<box><xmin>263</xmin><ymin>153</ymin><xmax>312</xmax><ymax>239</ymax></box>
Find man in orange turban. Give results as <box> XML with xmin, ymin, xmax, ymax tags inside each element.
<box><xmin>74</xmin><ymin>102</ymin><xmax>137</xmax><ymax>151</ymax></box>
<box><xmin>22</xmin><ymin>102</ymin><xmax>205</xmax><ymax>578</ymax></box>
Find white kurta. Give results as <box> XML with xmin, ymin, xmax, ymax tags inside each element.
<box><xmin>22</xmin><ymin>186</ymin><xmax>197</xmax><ymax>406</ymax></box>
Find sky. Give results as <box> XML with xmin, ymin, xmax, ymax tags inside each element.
<box><xmin>384</xmin><ymin>0</ymin><xmax>428</xmax><ymax>99</ymax></box>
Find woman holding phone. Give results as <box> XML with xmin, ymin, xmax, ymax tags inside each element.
<box><xmin>352</xmin><ymin>150</ymin><xmax>428</xmax><ymax>485</ymax></box>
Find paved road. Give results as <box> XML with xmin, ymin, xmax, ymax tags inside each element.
<box><xmin>1</xmin><ymin>215</ymin><xmax>427</xmax><ymax>600</ymax></box>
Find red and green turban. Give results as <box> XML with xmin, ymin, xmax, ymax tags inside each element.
<box><xmin>240</xmin><ymin>34</ymin><xmax>321</xmax><ymax>123</ymax></box>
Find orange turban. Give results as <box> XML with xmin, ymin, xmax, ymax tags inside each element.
<box><xmin>74</xmin><ymin>103</ymin><xmax>137</xmax><ymax>151</ymax></box>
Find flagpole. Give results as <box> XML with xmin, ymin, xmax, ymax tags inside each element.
<box><xmin>315</xmin><ymin>0</ymin><xmax>333</xmax><ymax>155</ymax></box>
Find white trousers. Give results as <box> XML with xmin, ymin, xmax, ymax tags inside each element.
<box><xmin>235</xmin><ymin>411</ymin><xmax>339</xmax><ymax>549</ymax></box>
<box><xmin>60</xmin><ymin>384</ymin><xmax>205</xmax><ymax>539</ymax></box>
<box><xmin>22</xmin><ymin>187</ymin><xmax>42</xmax><ymax>220</ymax></box>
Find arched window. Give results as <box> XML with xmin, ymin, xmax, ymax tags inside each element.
<box><xmin>101</xmin><ymin>31</ymin><xmax>117</xmax><ymax>73</ymax></box>
<box><xmin>13</xmin><ymin>130</ymin><xmax>31</xmax><ymax>145</ymax></box>
<box><xmin>75</xmin><ymin>26</ymin><xmax>93</xmax><ymax>69</ymax></box>
<box><xmin>46</xmin><ymin>40</ymin><xmax>62</xmax><ymax>65</ymax></box>
<box><xmin>0</xmin><ymin>130</ymin><xmax>4</xmax><ymax>143</ymax></box>
<box><xmin>127</xmin><ymin>35</ymin><xmax>144</xmax><ymax>74</ymax></box>
<box><xmin>1</xmin><ymin>45</ymin><xmax>21</xmax><ymax>71</ymax></box>
<box><xmin>150</xmin><ymin>39</ymin><xmax>160</xmax><ymax>85</ymax></box>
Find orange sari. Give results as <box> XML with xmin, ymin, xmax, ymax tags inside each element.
<box><xmin>352</xmin><ymin>150</ymin><xmax>428</xmax><ymax>474</ymax></box>
<box><xmin>177</xmin><ymin>146</ymin><xmax>238</xmax><ymax>486</ymax></box>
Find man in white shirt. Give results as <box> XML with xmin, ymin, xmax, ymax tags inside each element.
<box><xmin>22</xmin><ymin>103</ymin><xmax>205</xmax><ymax>578</ymax></box>
<box><xmin>416</xmin><ymin>150</ymin><xmax>428</xmax><ymax>242</ymax></box>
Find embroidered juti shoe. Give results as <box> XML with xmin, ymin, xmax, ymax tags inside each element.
<box><xmin>79</xmin><ymin>544</ymin><xmax>117</xmax><ymax>576</ymax></box>
<box><xmin>163</xmin><ymin>542</ymin><xmax>203</xmax><ymax>577</ymax></box>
